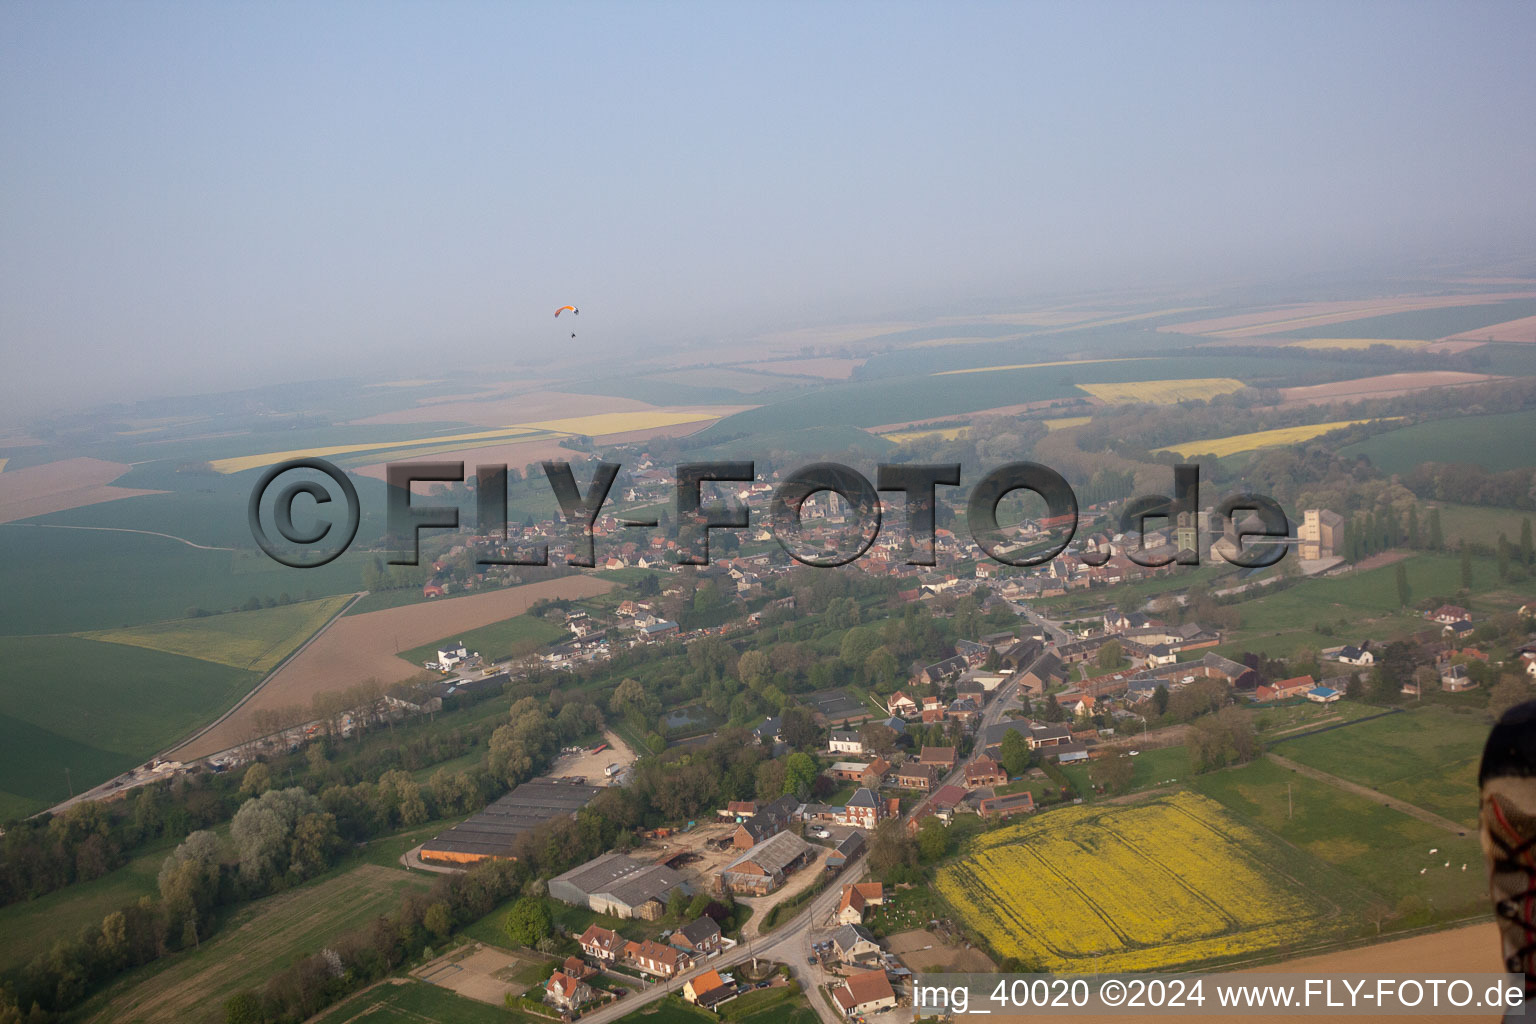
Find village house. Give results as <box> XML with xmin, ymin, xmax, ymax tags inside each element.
<box><xmin>683</xmin><ymin>969</ymin><xmax>735</xmax><ymax>1009</ymax></box>
<box><xmin>831</xmin><ymin>923</ymin><xmax>883</xmax><ymax>964</ymax></box>
<box><xmin>625</xmin><ymin>938</ymin><xmax>689</xmax><ymax>978</ymax></box>
<box><xmin>829</xmin><ymin>729</ymin><xmax>864</xmax><ymax>754</ymax></box>
<box><xmin>836</xmin><ymin>882</ymin><xmax>886</xmax><ymax>925</ymax></box>
<box><xmin>1255</xmin><ymin>675</ymin><xmax>1315</xmax><ymax>701</ymax></box>
<box><xmin>859</xmin><ymin>757</ymin><xmax>890</xmax><ymax>789</ymax></box>
<box><xmin>919</xmin><ymin>746</ymin><xmax>957</xmax><ymax>771</ymax></box>
<box><xmin>885</xmin><ymin>691</ymin><xmax>918</xmax><ymax>717</ymax></box>
<box><xmin>544</xmin><ymin>970</ymin><xmax>597</xmax><ymax>1012</ymax></box>
<box><xmin>577</xmin><ymin>924</ymin><xmax>625</xmax><ymax>962</ymax></box>
<box><xmin>674</xmin><ymin>916</ymin><xmax>723</xmax><ymax>956</ymax></box>
<box><xmin>832</xmin><ymin>970</ymin><xmax>898</xmax><ymax>1017</ymax></box>
<box><xmin>893</xmin><ymin>762</ymin><xmax>940</xmax><ymax>791</ymax></box>
<box><xmin>965</xmin><ymin>756</ymin><xmax>1007</xmax><ymax>788</ymax></box>
<box><xmin>841</xmin><ymin>788</ymin><xmax>883</xmax><ymax>830</ymax></box>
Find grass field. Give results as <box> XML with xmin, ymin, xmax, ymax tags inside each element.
<box><xmin>616</xmin><ymin>992</ymin><xmax>818</xmax><ymax>1024</ymax></box>
<box><xmin>1219</xmin><ymin>551</ymin><xmax>1525</xmax><ymax>662</ymax></box>
<box><xmin>76</xmin><ymin>864</ymin><xmax>433</xmax><ymax>1024</ymax></box>
<box><xmin>1192</xmin><ymin>757</ymin><xmax>1485</xmax><ymax>916</ymax></box>
<box><xmin>1340</xmin><ymin>410</ymin><xmax>1536</xmax><ymax>474</ymax></box>
<box><xmin>1076</xmin><ymin>378</ymin><xmax>1246</xmax><ymax>404</ymax></box>
<box><xmin>396</xmin><ymin>612</ymin><xmax>568</xmax><ymax>668</ymax></box>
<box><xmin>81</xmin><ymin>595</ymin><xmax>352</xmax><ymax>672</ymax></box>
<box><xmin>1155</xmin><ymin>418</ymin><xmax>1397</xmax><ymax>458</ymax></box>
<box><xmin>0</xmin><ymin>636</ymin><xmax>258</xmax><ymax>815</ymax></box>
<box><xmin>1059</xmin><ymin>745</ymin><xmax>1189</xmax><ymax>800</ymax></box>
<box><xmin>0</xmin><ymin>521</ymin><xmax>373</xmax><ymax>634</ymax></box>
<box><xmin>313</xmin><ymin>980</ymin><xmax>546</xmax><ymax>1024</ymax></box>
<box><xmin>936</xmin><ymin>791</ymin><xmax>1353</xmax><ymax>971</ymax></box>
<box><xmin>1271</xmin><ymin>708</ymin><xmax>1488</xmax><ymax>827</ymax></box>
<box><xmin>1431</xmin><ymin>503</ymin><xmax>1536</xmax><ymax>549</ymax></box>
<box><xmin>1285</xmin><ymin>338</ymin><xmax>1429</xmax><ymax>350</ymax></box>
<box><xmin>0</xmin><ymin>835</ymin><xmax>179</xmax><ymax>971</ymax></box>
<box><xmin>1043</xmin><ymin>415</ymin><xmax>1093</xmax><ymax>430</ymax></box>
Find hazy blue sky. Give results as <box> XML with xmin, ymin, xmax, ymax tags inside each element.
<box><xmin>3</xmin><ymin>1</ymin><xmax>1534</xmax><ymax>417</ymax></box>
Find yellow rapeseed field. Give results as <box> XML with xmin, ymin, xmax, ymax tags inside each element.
<box><xmin>936</xmin><ymin>792</ymin><xmax>1338</xmax><ymax>972</ymax></box>
<box><xmin>1287</xmin><ymin>338</ymin><xmax>1428</xmax><ymax>351</ymax></box>
<box><xmin>518</xmin><ymin>410</ymin><xmax>717</xmax><ymax>435</ymax></box>
<box><xmin>210</xmin><ymin>410</ymin><xmax>717</xmax><ymax>474</ymax></box>
<box><xmin>1075</xmin><ymin>378</ymin><xmax>1245</xmax><ymax>404</ymax></box>
<box><xmin>934</xmin><ymin>358</ymin><xmax>1144</xmax><ymax>377</ymax></box>
<box><xmin>1154</xmin><ymin>417</ymin><xmax>1399</xmax><ymax>458</ymax></box>
<box><xmin>881</xmin><ymin>426</ymin><xmax>970</xmax><ymax>443</ymax></box>
<box><xmin>209</xmin><ymin>426</ymin><xmax>548</xmax><ymax>474</ymax></box>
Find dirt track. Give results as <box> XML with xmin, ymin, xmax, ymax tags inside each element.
<box><xmin>170</xmin><ymin>575</ymin><xmax>612</xmax><ymax>760</ymax></box>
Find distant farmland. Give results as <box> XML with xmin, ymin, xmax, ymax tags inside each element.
<box><xmin>1076</xmin><ymin>378</ymin><xmax>1245</xmax><ymax>404</ymax></box>
<box><xmin>1155</xmin><ymin>418</ymin><xmax>1396</xmax><ymax>458</ymax></box>
<box><xmin>1340</xmin><ymin>410</ymin><xmax>1536</xmax><ymax>473</ymax></box>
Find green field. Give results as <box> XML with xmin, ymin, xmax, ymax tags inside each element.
<box><xmin>0</xmin><ymin>522</ymin><xmax>371</xmax><ymax>635</ymax></box>
<box><xmin>313</xmin><ymin>979</ymin><xmax>545</xmax><ymax>1024</ymax></box>
<box><xmin>617</xmin><ymin>991</ymin><xmax>818</xmax><ymax>1024</ymax></box>
<box><xmin>1065</xmin><ymin>744</ymin><xmax>1190</xmax><ymax>797</ymax></box>
<box><xmin>0</xmin><ymin>835</ymin><xmax>179</xmax><ymax>971</ymax></box>
<box><xmin>397</xmin><ymin>613</ymin><xmax>568</xmax><ymax>668</ymax></box>
<box><xmin>1340</xmin><ymin>410</ymin><xmax>1536</xmax><ymax>474</ymax></box>
<box><xmin>1271</xmin><ymin>708</ymin><xmax>1488</xmax><ymax>828</ymax></box>
<box><xmin>80</xmin><ymin>595</ymin><xmax>352</xmax><ymax>672</ymax></box>
<box><xmin>75</xmin><ymin>864</ymin><xmax>432</xmax><ymax>1024</ymax></box>
<box><xmin>1191</xmin><ymin>757</ymin><xmax>1484</xmax><ymax>916</ymax></box>
<box><xmin>0</xmin><ymin>636</ymin><xmax>259</xmax><ymax>816</ymax></box>
<box><xmin>1430</xmin><ymin>503</ymin><xmax>1536</xmax><ymax>550</ymax></box>
<box><xmin>1218</xmin><ymin>551</ymin><xmax>1526</xmax><ymax>661</ymax></box>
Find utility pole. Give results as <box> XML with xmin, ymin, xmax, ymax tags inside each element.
<box><xmin>65</xmin><ymin>767</ymin><xmax>73</xmax><ymax>798</ymax></box>
<box><xmin>1288</xmin><ymin>782</ymin><xmax>1293</xmax><ymax>819</ymax></box>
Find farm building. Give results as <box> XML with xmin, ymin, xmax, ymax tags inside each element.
<box><xmin>718</xmin><ymin>830</ymin><xmax>813</xmax><ymax>895</ymax></box>
<box><xmin>978</xmin><ymin>791</ymin><xmax>1036</xmax><ymax>820</ymax></box>
<box><xmin>549</xmin><ymin>851</ymin><xmax>690</xmax><ymax>920</ymax></box>
<box><xmin>418</xmin><ymin>777</ymin><xmax>601</xmax><ymax>865</ymax></box>
<box><xmin>1306</xmin><ymin>686</ymin><xmax>1341</xmax><ymax>703</ymax></box>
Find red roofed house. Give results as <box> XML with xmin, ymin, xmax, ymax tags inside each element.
<box><xmin>886</xmin><ymin>691</ymin><xmax>918</xmax><ymax>717</ymax></box>
<box><xmin>832</xmin><ymin>970</ymin><xmax>898</xmax><ymax>1016</ymax></box>
<box><xmin>1257</xmin><ymin>675</ymin><xmax>1314</xmax><ymax>701</ymax></box>
<box><xmin>578</xmin><ymin>924</ymin><xmax>625</xmax><ymax>962</ymax></box>
<box><xmin>836</xmin><ymin>881</ymin><xmax>886</xmax><ymax>925</ymax></box>
<box><xmin>544</xmin><ymin>970</ymin><xmax>597</xmax><ymax>1012</ymax></box>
